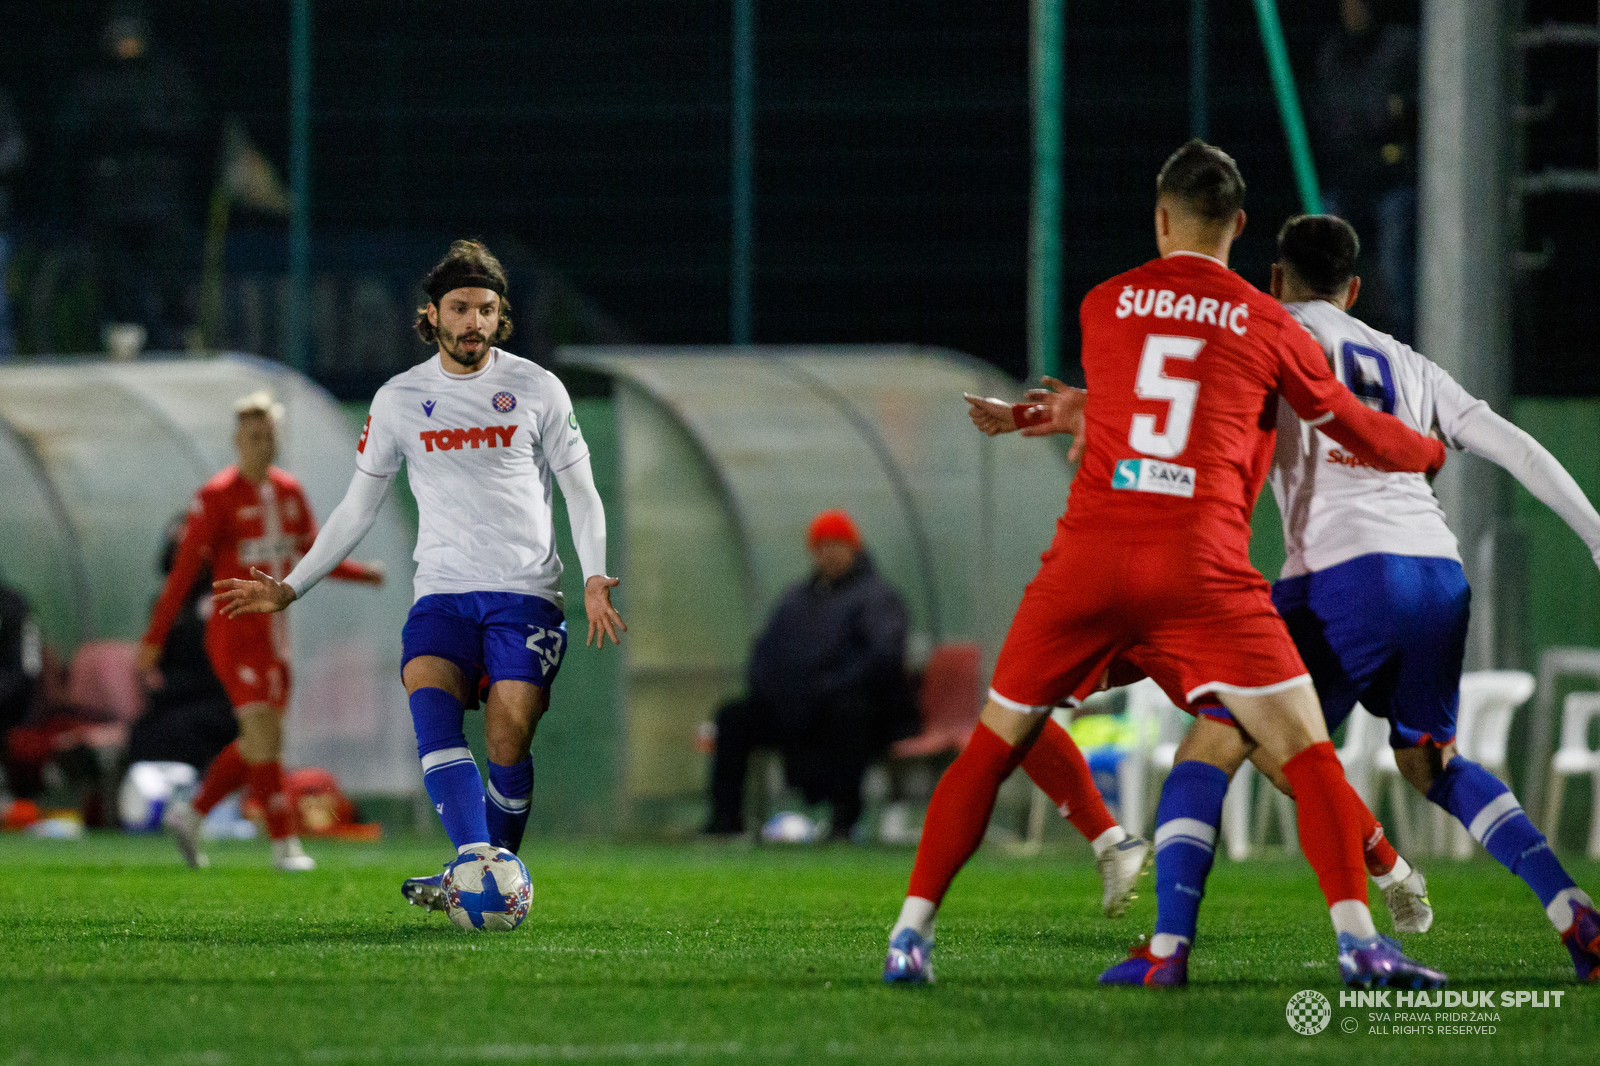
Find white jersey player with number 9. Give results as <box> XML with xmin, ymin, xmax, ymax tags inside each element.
<box><xmin>1265</xmin><ymin>213</ymin><xmax>1600</xmax><ymax>981</ymax></box>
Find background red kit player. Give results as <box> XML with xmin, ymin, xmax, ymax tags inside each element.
<box><xmin>886</xmin><ymin>140</ymin><xmax>1448</xmax><ymax>990</ymax></box>
<box><xmin>137</xmin><ymin>391</ymin><xmax>383</xmax><ymax>871</ymax></box>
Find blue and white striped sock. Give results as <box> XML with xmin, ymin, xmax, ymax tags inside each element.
<box><xmin>1428</xmin><ymin>756</ymin><xmax>1586</xmax><ymax>931</ymax></box>
<box><xmin>486</xmin><ymin>757</ymin><xmax>534</xmax><ymax>854</ymax></box>
<box><xmin>410</xmin><ymin>686</ymin><xmax>489</xmax><ymax>852</ymax></box>
<box><xmin>1150</xmin><ymin>760</ymin><xmax>1230</xmax><ymax>957</ymax></box>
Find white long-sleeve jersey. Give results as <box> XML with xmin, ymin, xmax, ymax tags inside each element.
<box><xmin>1270</xmin><ymin>299</ymin><xmax>1600</xmax><ymax>579</ymax></box>
<box><xmin>284</xmin><ymin>348</ymin><xmax>608</xmax><ymax>606</ymax></box>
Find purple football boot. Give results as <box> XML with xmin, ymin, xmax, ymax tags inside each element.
<box><xmin>401</xmin><ymin>863</ymin><xmax>449</xmax><ymax>912</ymax></box>
<box><xmin>1337</xmin><ymin>933</ymin><xmax>1446</xmax><ymax>990</ymax></box>
<box><xmin>1098</xmin><ymin>942</ymin><xmax>1189</xmax><ymax>987</ymax></box>
<box><xmin>883</xmin><ymin>928</ymin><xmax>934</xmax><ymax>985</ymax></box>
<box><xmin>1561</xmin><ymin>903</ymin><xmax>1600</xmax><ymax>982</ymax></box>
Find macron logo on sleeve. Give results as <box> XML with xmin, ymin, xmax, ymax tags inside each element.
<box><xmin>419</xmin><ymin>426</ymin><xmax>518</xmax><ymax>452</ymax></box>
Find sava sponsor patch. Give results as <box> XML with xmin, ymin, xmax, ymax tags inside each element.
<box><xmin>1112</xmin><ymin>457</ymin><xmax>1196</xmax><ymax>498</ymax></box>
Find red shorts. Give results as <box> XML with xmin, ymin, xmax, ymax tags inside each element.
<box><xmin>205</xmin><ymin>616</ymin><xmax>290</xmax><ymax>713</ymax></box>
<box><xmin>989</xmin><ymin>524</ymin><xmax>1309</xmax><ymax>715</ymax></box>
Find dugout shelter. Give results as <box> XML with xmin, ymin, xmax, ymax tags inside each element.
<box><xmin>0</xmin><ymin>355</ymin><xmax>420</xmax><ymax>797</ymax></box>
<box><xmin>558</xmin><ymin>346</ymin><xmax>1075</xmax><ymax>830</ymax></box>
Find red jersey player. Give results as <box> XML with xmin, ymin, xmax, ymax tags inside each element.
<box><xmin>884</xmin><ymin>141</ymin><xmax>1448</xmax><ymax>990</ymax></box>
<box><xmin>136</xmin><ymin>391</ymin><xmax>383</xmax><ymax>871</ymax></box>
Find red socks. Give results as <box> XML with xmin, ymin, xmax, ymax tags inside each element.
<box><xmin>906</xmin><ymin>723</ymin><xmax>1027</xmax><ymax>905</ymax></box>
<box><xmin>1282</xmin><ymin>741</ymin><xmax>1368</xmax><ymax>907</ymax></box>
<box><xmin>246</xmin><ymin>760</ymin><xmax>293</xmax><ymax>841</ymax></box>
<box><xmin>1357</xmin><ymin>804</ymin><xmax>1399</xmax><ymax>877</ymax></box>
<box><xmin>1020</xmin><ymin>717</ymin><xmax>1117</xmax><ymax>843</ymax></box>
<box><xmin>193</xmin><ymin>741</ymin><xmax>249</xmax><ymax>816</ymax></box>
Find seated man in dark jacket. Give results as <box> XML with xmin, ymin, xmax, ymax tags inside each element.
<box><xmin>706</xmin><ymin>510</ymin><xmax>918</xmax><ymax>840</ymax></box>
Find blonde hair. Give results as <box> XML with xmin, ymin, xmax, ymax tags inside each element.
<box><xmin>234</xmin><ymin>390</ymin><xmax>285</xmax><ymax>425</ymax></box>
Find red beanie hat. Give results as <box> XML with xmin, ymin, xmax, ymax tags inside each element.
<box><xmin>807</xmin><ymin>509</ymin><xmax>861</xmax><ymax>550</ymax></box>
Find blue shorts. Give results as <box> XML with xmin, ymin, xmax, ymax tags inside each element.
<box><xmin>1271</xmin><ymin>553</ymin><xmax>1470</xmax><ymax>749</ymax></box>
<box><xmin>401</xmin><ymin>592</ymin><xmax>567</xmax><ymax>699</ymax></box>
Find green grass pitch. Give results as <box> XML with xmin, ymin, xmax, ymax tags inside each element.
<box><xmin>0</xmin><ymin>835</ymin><xmax>1594</xmax><ymax>1065</ymax></box>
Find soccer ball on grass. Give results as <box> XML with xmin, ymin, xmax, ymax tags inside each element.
<box><xmin>444</xmin><ymin>847</ymin><xmax>532</xmax><ymax>931</ymax></box>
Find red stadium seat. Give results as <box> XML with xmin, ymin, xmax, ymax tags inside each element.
<box><xmin>890</xmin><ymin>642</ymin><xmax>983</xmax><ymax>759</ymax></box>
<box><xmin>64</xmin><ymin>640</ymin><xmax>144</xmax><ymax>749</ymax></box>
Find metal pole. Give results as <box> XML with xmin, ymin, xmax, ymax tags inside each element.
<box><xmin>1250</xmin><ymin>0</ymin><xmax>1322</xmax><ymax>214</ymax></box>
<box><xmin>1419</xmin><ymin>0</ymin><xmax>1521</xmax><ymax>792</ymax></box>
<box><xmin>1028</xmin><ymin>0</ymin><xmax>1064</xmax><ymax>382</ymax></box>
<box><xmin>730</xmin><ymin>0</ymin><xmax>755</xmax><ymax>345</ymax></box>
<box><xmin>1189</xmin><ymin>0</ymin><xmax>1209</xmax><ymax>140</ymax></box>
<box><xmin>287</xmin><ymin>0</ymin><xmax>312</xmax><ymax>372</ymax></box>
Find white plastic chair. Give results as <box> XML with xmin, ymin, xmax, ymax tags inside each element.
<box><xmin>1543</xmin><ymin>691</ymin><xmax>1600</xmax><ymax>858</ymax></box>
<box><xmin>1332</xmin><ymin>703</ymin><xmax>1427</xmax><ymax>855</ymax></box>
<box><xmin>1117</xmin><ymin>680</ymin><xmax>1189</xmax><ymax>841</ymax></box>
<box><xmin>1336</xmin><ymin>703</ymin><xmax>1385</xmax><ymax>804</ymax></box>
<box><xmin>1116</xmin><ymin>680</ymin><xmax>1260</xmax><ymax>859</ymax></box>
<box><xmin>1436</xmin><ymin>670</ymin><xmax>1536</xmax><ymax>857</ymax></box>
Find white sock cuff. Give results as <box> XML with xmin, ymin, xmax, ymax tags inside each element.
<box><xmin>892</xmin><ymin>896</ymin><xmax>938</xmax><ymax>940</ymax></box>
<box><xmin>1372</xmin><ymin>855</ymin><xmax>1411</xmax><ymax>890</ymax></box>
<box><xmin>1154</xmin><ymin>817</ymin><xmax>1217</xmax><ymax>854</ymax></box>
<box><xmin>1467</xmin><ymin>791</ymin><xmax>1523</xmax><ymax>847</ymax></box>
<box><xmin>1149</xmin><ymin>933</ymin><xmax>1189</xmax><ymax>958</ymax></box>
<box><xmin>1547</xmin><ymin>886</ymin><xmax>1593</xmax><ymax>932</ymax></box>
<box><xmin>1090</xmin><ymin>825</ymin><xmax>1129</xmax><ymax>858</ymax></box>
<box><xmin>1329</xmin><ymin>898</ymin><xmax>1378</xmax><ymax>940</ymax></box>
<box><xmin>421</xmin><ymin>746</ymin><xmax>475</xmax><ymax>774</ymax></box>
<box><xmin>456</xmin><ymin>842</ymin><xmax>491</xmax><ymax>856</ymax></box>
<box><xmin>486</xmin><ymin>779</ymin><xmax>531</xmax><ymax>813</ymax></box>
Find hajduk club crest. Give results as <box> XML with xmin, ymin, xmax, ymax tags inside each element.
<box><xmin>492</xmin><ymin>392</ymin><xmax>517</xmax><ymax>413</ymax></box>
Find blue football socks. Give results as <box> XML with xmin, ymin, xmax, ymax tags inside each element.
<box><xmin>1150</xmin><ymin>760</ymin><xmax>1231</xmax><ymax>956</ymax></box>
<box><xmin>1428</xmin><ymin>756</ymin><xmax>1580</xmax><ymax>929</ymax></box>
<box><xmin>486</xmin><ymin>757</ymin><xmax>534</xmax><ymax>854</ymax></box>
<box><xmin>409</xmin><ymin>686</ymin><xmax>489</xmax><ymax>851</ymax></box>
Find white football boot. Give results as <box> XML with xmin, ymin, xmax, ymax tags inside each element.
<box><xmin>1381</xmin><ymin>867</ymin><xmax>1433</xmax><ymax>934</ymax></box>
<box><xmin>162</xmin><ymin>798</ymin><xmax>209</xmax><ymax>869</ymax></box>
<box><xmin>271</xmin><ymin>836</ymin><xmax>317</xmax><ymax>872</ymax></box>
<box><xmin>1098</xmin><ymin>835</ymin><xmax>1153</xmax><ymax>918</ymax></box>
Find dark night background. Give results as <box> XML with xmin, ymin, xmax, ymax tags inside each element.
<box><xmin>0</xmin><ymin>0</ymin><xmax>1593</xmax><ymax>395</ymax></box>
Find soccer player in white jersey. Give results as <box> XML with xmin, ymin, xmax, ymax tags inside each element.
<box><xmin>1267</xmin><ymin>215</ymin><xmax>1600</xmax><ymax>980</ymax></box>
<box><xmin>1088</xmin><ymin>214</ymin><xmax>1600</xmax><ymax>982</ymax></box>
<box><xmin>215</xmin><ymin>240</ymin><xmax>625</xmax><ymax>913</ymax></box>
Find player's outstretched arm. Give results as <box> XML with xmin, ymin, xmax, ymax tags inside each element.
<box><xmin>214</xmin><ymin>567</ymin><xmax>296</xmax><ymax>617</ymax></box>
<box><xmin>1446</xmin><ymin>400</ymin><xmax>1600</xmax><ymax>568</ymax></box>
<box><xmin>553</xmin><ymin>454</ymin><xmax>627</xmax><ymax>647</ymax></box>
<box><xmin>217</xmin><ymin>469</ymin><xmax>393</xmax><ymax>618</ymax></box>
<box><xmin>965</xmin><ymin>378</ymin><xmax>1088</xmax><ymax>462</ymax></box>
<box><xmin>965</xmin><ymin>393</ymin><xmax>1026</xmax><ymax>435</ymax></box>
<box><xmin>1021</xmin><ymin>377</ymin><xmax>1088</xmax><ymax>463</ymax></box>
<box><xmin>584</xmin><ymin>574</ymin><xmax>626</xmax><ymax>647</ymax></box>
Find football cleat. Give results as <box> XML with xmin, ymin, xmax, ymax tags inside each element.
<box><xmin>1337</xmin><ymin>933</ymin><xmax>1446</xmax><ymax>990</ymax></box>
<box><xmin>401</xmin><ymin>866</ymin><xmax>450</xmax><ymax>913</ymax></box>
<box><xmin>270</xmin><ymin>836</ymin><xmax>317</xmax><ymax>872</ymax></box>
<box><xmin>1560</xmin><ymin>903</ymin><xmax>1600</xmax><ymax>982</ymax></box>
<box><xmin>162</xmin><ymin>798</ymin><xmax>208</xmax><ymax>869</ymax></box>
<box><xmin>1382</xmin><ymin>868</ymin><xmax>1434</xmax><ymax>935</ymax></box>
<box><xmin>1098</xmin><ymin>836</ymin><xmax>1152</xmax><ymax>918</ymax></box>
<box><xmin>1098</xmin><ymin>941</ymin><xmax>1189</xmax><ymax>987</ymax></box>
<box><xmin>882</xmin><ymin>928</ymin><xmax>934</xmax><ymax>985</ymax></box>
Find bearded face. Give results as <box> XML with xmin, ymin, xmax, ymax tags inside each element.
<box><xmin>429</xmin><ymin>288</ymin><xmax>502</xmax><ymax>369</ymax></box>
